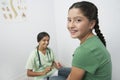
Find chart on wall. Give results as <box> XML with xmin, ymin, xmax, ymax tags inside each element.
<box><xmin>0</xmin><ymin>0</ymin><xmax>27</xmax><ymax>21</ymax></box>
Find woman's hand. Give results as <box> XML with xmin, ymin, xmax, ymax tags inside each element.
<box><xmin>44</xmin><ymin>66</ymin><xmax>52</xmax><ymax>73</ymax></box>
<box><xmin>54</xmin><ymin>62</ymin><xmax>62</xmax><ymax>69</ymax></box>
<box><xmin>40</xmin><ymin>71</ymin><xmax>47</xmax><ymax>76</ymax></box>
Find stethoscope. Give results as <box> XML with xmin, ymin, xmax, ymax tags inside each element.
<box><xmin>37</xmin><ymin>46</ymin><xmax>52</xmax><ymax>68</ymax></box>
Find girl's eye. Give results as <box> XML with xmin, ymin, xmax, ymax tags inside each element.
<box><xmin>78</xmin><ymin>19</ymin><xmax>81</xmax><ymax>21</ymax></box>
<box><xmin>67</xmin><ymin>19</ymin><xmax>71</xmax><ymax>22</ymax></box>
<box><xmin>75</xmin><ymin>19</ymin><xmax>81</xmax><ymax>23</ymax></box>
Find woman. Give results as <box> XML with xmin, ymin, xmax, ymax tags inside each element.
<box><xmin>26</xmin><ymin>32</ymin><xmax>62</xmax><ymax>80</ymax></box>
<box><xmin>50</xmin><ymin>1</ymin><xmax>112</xmax><ymax>80</ymax></box>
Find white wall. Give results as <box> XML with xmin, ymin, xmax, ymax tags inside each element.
<box><xmin>54</xmin><ymin>0</ymin><xmax>120</xmax><ymax>80</ymax></box>
<box><xmin>0</xmin><ymin>0</ymin><xmax>57</xmax><ymax>80</ymax></box>
<box><xmin>0</xmin><ymin>0</ymin><xmax>120</xmax><ymax>80</ymax></box>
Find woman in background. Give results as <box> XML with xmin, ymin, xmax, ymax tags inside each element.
<box><xmin>26</xmin><ymin>32</ymin><xmax>62</xmax><ymax>80</ymax></box>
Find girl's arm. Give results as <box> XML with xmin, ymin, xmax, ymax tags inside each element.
<box><xmin>67</xmin><ymin>66</ymin><xmax>85</xmax><ymax>80</ymax></box>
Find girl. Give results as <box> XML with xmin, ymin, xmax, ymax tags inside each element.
<box><xmin>67</xmin><ymin>1</ymin><xmax>112</xmax><ymax>80</ymax></box>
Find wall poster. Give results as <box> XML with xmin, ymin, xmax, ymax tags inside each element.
<box><xmin>0</xmin><ymin>0</ymin><xmax>27</xmax><ymax>21</ymax></box>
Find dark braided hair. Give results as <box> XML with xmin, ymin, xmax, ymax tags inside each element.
<box><xmin>69</xmin><ymin>1</ymin><xmax>106</xmax><ymax>46</ymax></box>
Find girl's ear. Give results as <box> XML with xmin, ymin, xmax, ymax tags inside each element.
<box><xmin>89</xmin><ymin>20</ymin><xmax>96</xmax><ymax>30</ymax></box>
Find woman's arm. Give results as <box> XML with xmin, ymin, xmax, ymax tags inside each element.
<box><xmin>27</xmin><ymin>69</ymin><xmax>46</xmax><ymax>77</ymax></box>
<box><xmin>67</xmin><ymin>66</ymin><xmax>85</xmax><ymax>80</ymax></box>
<box><xmin>27</xmin><ymin>67</ymin><xmax>52</xmax><ymax>77</ymax></box>
<box><xmin>53</xmin><ymin>61</ymin><xmax>62</xmax><ymax>69</ymax></box>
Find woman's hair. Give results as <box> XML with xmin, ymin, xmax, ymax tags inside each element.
<box><xmin>69</xmin><ymin>1</ymin><xmax>106</xmax><ymax>47</ymax></box>
<box><xmin>37</xmin><ymin>32</ymin><xmax>50</xmax><ymax>42</ymax></box>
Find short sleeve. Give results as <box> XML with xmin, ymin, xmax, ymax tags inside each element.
<box><xmin>72</xmin><ymin>46</ymin><xmax>99</xmax><ymax>74</ymax></box>
<box><xmin>25</xmin><ymin>51</ymin><xmax>36</xmax><ymax>69</ymax></box>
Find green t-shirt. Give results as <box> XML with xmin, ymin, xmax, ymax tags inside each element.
<box><xmin>26</xmin><ymin>47</ymin><xmax>57</xmax><ymax>80</ymax></box>
<box><xmin>72</xmin><ymin>36</ymin><xmax>112</xmax><ymax>80</ymax></box>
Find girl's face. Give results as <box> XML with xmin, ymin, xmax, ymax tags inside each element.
<box><xmin>67</xmin><ymin>8</ymin><xmax>94</xmax><ymax>40</ymax></box>
<box><xmin>39</xmin><ymin>36</ymin><xmax>49</xmax><ymax>49</ymax></box>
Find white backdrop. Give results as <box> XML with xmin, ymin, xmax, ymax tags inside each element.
<box><xmin>0</xmin><ymin>0</ymin><xmax>120</xmax><ymax>80</ymax></box>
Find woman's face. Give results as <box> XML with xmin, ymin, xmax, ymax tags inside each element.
<box><xmin>67</xmin><ymin>8</ymin><xmax>93</xmax><ymax>40</ymax></box>
<box><xmin>39</xmin><ymin>36</ymin><xmax>50</xmax><ymax>49</ymax></box>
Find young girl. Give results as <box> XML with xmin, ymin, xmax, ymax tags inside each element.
<box><xmin>67</xmin><ymin>1</ymin><xmax>112</xmax><ymax>80</ymax></box>
<box><xmin>26</xmin><ymin>32</ymin><xmax>62</xmax><ymax>80</ymax></box>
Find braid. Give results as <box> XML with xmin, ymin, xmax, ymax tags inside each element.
<box><xmin>69</xmin><ymin>1</ymin><xmax>106</xmax><ymax>46</ymax></box>
<box><xmin>94</xmin><ymin>18</ymin><xmax>106</xmax><ymax>47</ymax></box>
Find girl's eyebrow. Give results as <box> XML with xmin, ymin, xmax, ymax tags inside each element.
<box><xmin>73</xmin><ymin>16</ymin><xmax>84</xmax><ymax>19</ymax></box>
<box><xmin>67</xmin><ymin>16</ymin><xmax>84</xmax><ymax>19</ymax></box>
<box><xmin>67</xmin><ymin>17</ymin><xmax>71</xmax><ymax>19</ymax></box>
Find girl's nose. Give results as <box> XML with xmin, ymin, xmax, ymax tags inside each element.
<box><xmin>45</xmin><ymin>41</ymin><xmax>49</xmax><ymax>45</ymax></box>
<box><xmin>68</xmin><ymin>21</ymin><xmax>75</xmax><ymax>29</ymax></box>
